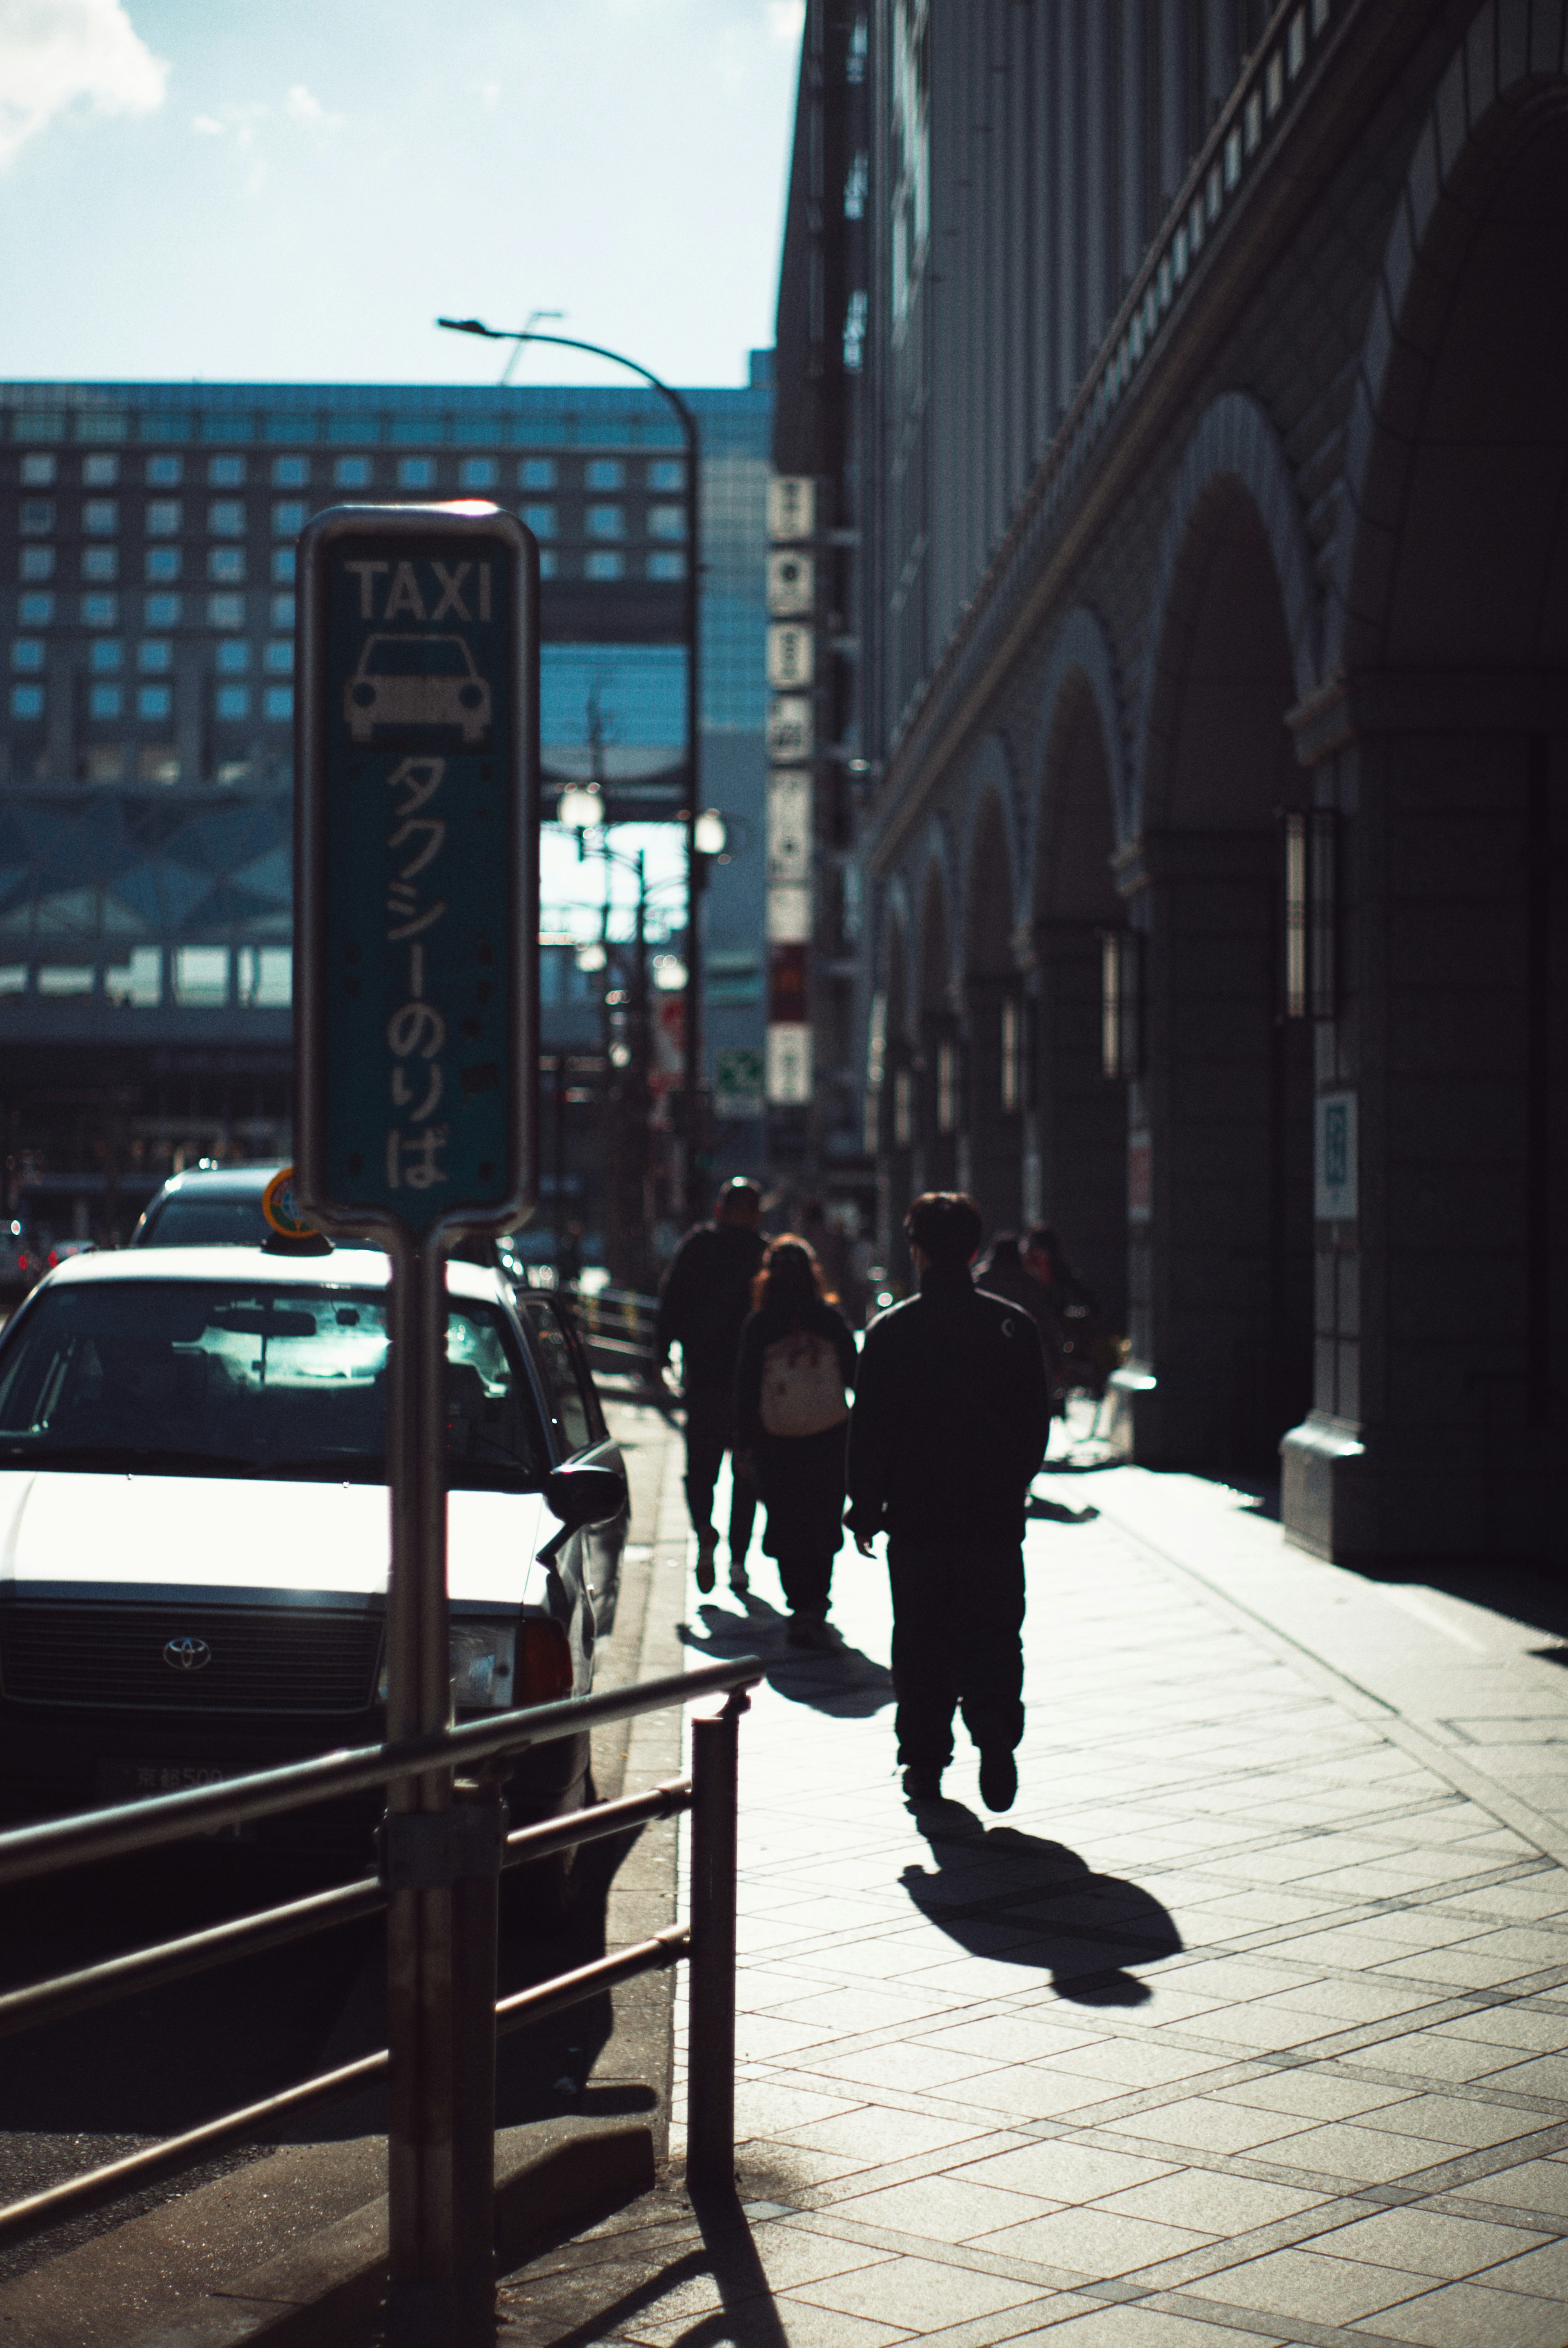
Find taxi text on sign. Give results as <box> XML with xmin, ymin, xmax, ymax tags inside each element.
<box><xmin>294</xmin><ymin>506</ymin><xmax>539</xmax><ymax>1241</ymax></box>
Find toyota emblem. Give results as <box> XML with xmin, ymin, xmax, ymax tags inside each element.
<box><xmin>163</xmin><ymin>1636</ymin><xmax>212</xmax><ymax>1673</ymax></box>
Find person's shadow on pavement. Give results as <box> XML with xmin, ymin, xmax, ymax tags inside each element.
<box><xmin>900</xmin><ymin>1803</ymin><xmax>1181</xmax><ymax>2006</ymax></box>
<box><xmin>679</xmin><ymin>1593</ymin><xmax>895</xmax><ymax>1720</ymax></box>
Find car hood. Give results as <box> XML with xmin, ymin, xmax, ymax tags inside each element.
<box><xmin>0</xmin><ymin>1472</ymin><xmax>557</xmax><ymax>1611</ymax></box>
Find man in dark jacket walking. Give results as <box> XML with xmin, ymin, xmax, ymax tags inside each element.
<box><xmin>847</xmin><ymin>1192</ymin><xmax>1051</xmax><ymax>1811</ymax></box>
<box><xmin>654</xmin><ymin>1178</ymin><xmax>765</xmax><ymax>1592</ymax></box>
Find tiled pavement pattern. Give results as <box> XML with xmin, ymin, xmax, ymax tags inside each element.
<box><xmin>502</xmin><ymin>1449</ymin><xmax>1568</xmax><ymax>2347</ymax></box>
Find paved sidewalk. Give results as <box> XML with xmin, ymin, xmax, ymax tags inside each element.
<box><xmin>502</xmin><ymin>1456</ymin><xmax>1568</xmax><ymax>2348</ymax></box>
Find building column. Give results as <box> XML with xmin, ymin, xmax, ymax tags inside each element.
<box><xmin>1118</xmin><ymin>825</ymin><xmax>1313</xmax><ymax>1472</ymax></box>
<box><xmin>1033</xmin><ymin>916</ymin><xmax>1127</xmax><ymax>1328</ymax></box>
<box><xmin>1280</xmin><ymin>673</ymin><xmax>1566</xmax><ymax>1567</ymax></box>
<box><xmin>961</xmin><ymin>971</ymin><xmax>1025</xmax><ymax>1233</ymax></box>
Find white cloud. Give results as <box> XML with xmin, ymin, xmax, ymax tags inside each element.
<box><xmin>768</xmin><ymin>1</ymin><xmax>805</xmax><ymax>40</ymax></box>
<box><xmin>285</xmin><ymin>83</ymin><xmax>343</xmax><ymax>130</ymax></box>
<box><xmin>0</xmin><ymin>0</ymin><xmax>167</xmax><ymax>170</ymax></box>
<box><xmin>188</xmin><ymin>99</ymin><xmax>266</xmax><ymax>150</ymax></box>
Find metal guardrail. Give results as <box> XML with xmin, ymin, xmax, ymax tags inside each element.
<box><xmin>567</xmin><ymin>1285</ymin><xmax>660</xmax><ymax>1382</ymax></box>
<box><xmin>0</xmin><ymin>1655</ymin><xmax>762</xmax><ymax>2317</ymax></box>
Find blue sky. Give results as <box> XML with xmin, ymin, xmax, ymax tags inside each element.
<box><xmin>0</xmin><ymin>0</ymin><xmax>804</xmax><ymax>391</ymax></box>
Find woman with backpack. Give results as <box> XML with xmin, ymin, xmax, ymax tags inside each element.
<box><xmin>735</xmin><ymin>1235</ymin><xmax>858</xmax><ymax>1649</ymax></box>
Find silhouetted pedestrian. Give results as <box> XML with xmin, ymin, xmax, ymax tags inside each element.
<box><xmin>654</xmin><ymin>1178</ymin><xmax>764</xmax><ymax>1592</ymax></box>
<box><xmin>735</xmin><ymin>1235</ymin><xmax>857</xmax><ymax>1650</ymax></box>
<box><xmin>1023</xmin><ymin>1225</ymin><xmax>1110</xmax><ymax>1399</ymax></box>
<box><xmin>848</xmin><ymin>1192</ymin><xmax>1051</xmax><ymax>1812</ymax></box>
<box><xmin>974</xmin><ymin>1232</ymin><xmax>1067</xmax><ymax>1414</ymax></box>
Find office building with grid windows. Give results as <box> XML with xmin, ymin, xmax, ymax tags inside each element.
<box><xmin>0</xmin><ymin>365</ymin><xmax>771</xmax><ymax>1239</ymax></box>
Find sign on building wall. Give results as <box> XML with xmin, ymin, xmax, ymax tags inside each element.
<box><xmin>765</xmin><ymin>696</ymin><xmax>814</xmax><ymax>762</ymax></box>
<box><xmin>767</xmin><ymin>772</ymin><xmax>812</xmax><ymax>885</ymax></box>
<box><xmin>767</xmin><ymin>476</ymin><xmax>816</xmax><ymax>542</ymax></box>
<box><xmin>1314</xmin><ymin>1089</ymin><xmax>1357</xmax><ymax>1222</ymax></box>
<box><xmin>766</xmin><ymin>623</ymin><xmax>815</xmax><ymax>690</ymax></box>
<box><xmin>767</xmin><ymin>549</ymin><xmax>816</xmax><ymax>617</ymax></box>
<box><xmin>765</xmin><ymin>473</ymin><xmax>820</xmax><ymax>1111</ymax></box>
<box><xmin>713</xmin><ymin>1045</ymin><xmax>765</xmax><ymax>1118</ymax></box>
<box><xmin>766</xmin><ymin>1022</ymin><xmax>812</xmax><ymax>1105</ymax></box>
<box><xmin>294</xmin><ymin>504</ymin><xmax>538</xmax><ymax>1238</ymax></box>
<box><xmin>766</xmin><ymin>884</ymin><xmax>811</xmax><ymax>943</ymax></box>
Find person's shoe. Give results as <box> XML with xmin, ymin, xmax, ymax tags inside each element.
<box><xmin>901</xmin><ymin>1764</ymin><xmax>943</xmax><ymax>1802</ymax></box>
<box><xmin>694</xmin><ymin>1536</ymin><xmax>717</xmax><ymax>1594</ymax></box>
<box><xmin>787</xmin><ymin>1612</ymin><xmax>837</xmax><ymax>1651</ymax></box>
<box><xmin>978</xmin><ymin>1748</ymin><xmax>1018</xmax><ymax>1813</ymax></box>
<box><xmin>728</xmin><ymin>1558</ymin><xmax>750</xmax><ymax>1596</ymax></box>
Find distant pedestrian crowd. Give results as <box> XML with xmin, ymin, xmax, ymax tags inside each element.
<box><xmin>654</xmin><ymin>1181</ymin><xmax>1111</xmax><ymax>1812</ymax></box>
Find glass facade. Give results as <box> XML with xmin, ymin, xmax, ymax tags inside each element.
<box><xmin>0</xmin><ymin>366</ymin><xmax>773</xmax><ymax>1190</ymax></box>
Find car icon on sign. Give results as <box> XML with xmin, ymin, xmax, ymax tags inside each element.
<box><xmin>343</xmin><ymin>634</ymin><xmax>491</xmax><ymax>743</ymax></box>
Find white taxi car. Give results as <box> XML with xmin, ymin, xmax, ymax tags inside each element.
<box><xmin>0</xmin><ymin>1245</ymin><xmax>626</xmax><ymax>1871</ymax></box>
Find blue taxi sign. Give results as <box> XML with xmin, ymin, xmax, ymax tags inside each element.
<box><xmin>293</xmin><ymin>504</ymin><xmax>538</xmax><ymax>1240</ymax></box>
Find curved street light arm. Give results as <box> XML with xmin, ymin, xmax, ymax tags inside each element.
<box><xmin>437</xmin><ymin>314</ymin><xmax>708</xmax><ymax>1222</ymax></box>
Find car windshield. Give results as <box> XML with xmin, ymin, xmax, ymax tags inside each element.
<box><xmin>137</xmin><ymin>1197</ymin><xmax>270</xmax><ymax>1247</ymax></box>
<box><xmin>363</xmin><ymin>637</ymin><xmax>470</xmax><ymax>677</ymax></box>
<box><xmin>0</xmin><ymin>1281</ymin><xmax>547</xmax><ymax>1488</ymax></box>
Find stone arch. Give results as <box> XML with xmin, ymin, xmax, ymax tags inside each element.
<box><xmin>1134</xmin><ymin>391</ymin><xmax>1319</xmax><ymax>832</ymax></box>
<box><xmin>1330</xmin><ymin>1</ymin><xmax>1568</xmax><ymax>672</ymax></box>
<box><xmin>1025</xmin><ymin>654</ymin><xmax>1127</xmax><ymax>1329</ymax></box>
<box><xmin>914</xmin><ymin>851</ymin><xmax>958</xmax><ymax>1195</ymax></box>
<box><xmin>1127</xmin><ymin>409</ymin><xmax>1316</xmax><ymax>1474</ymax></box>
<box><xmin>1024</xmin><ymin>606</ymin><xmax>1130</xmax><ymax>883</ymax></box>
<box><xmin>955</xmin><ymin>733</ymin><xmax>1025</xmax><ymax>954</ymax></box>
<box><xmin>878</xmin><ymin>871</ymin><xmax>917</xmax><ymax>1043</ymax></box>
<box><xmin>960</xmin><ymin>781</ymin><xmax>1024</xmax><ymax>1229</ymax></box>
<box><xmin>874</xmin><ymin>882</ymin><xmax>917</xmax><ymax>1264</ymax></box>
<box><xmin>961</xmin><ymin>784</ymin><xmax>1018</xmax><ymax>980</ymax></box>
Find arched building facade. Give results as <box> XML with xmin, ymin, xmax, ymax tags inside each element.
<box><xmin>786</xmin><ymin>0</ymin><xmax>1565</xmax><ymax>1568</ymax></box>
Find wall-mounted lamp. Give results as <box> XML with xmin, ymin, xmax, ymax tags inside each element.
<box><xmin>1281</xmin><ymin>808</ymin><xmax>1337</xmax><ymax>1020</ymax></box>
<box><xmin>1100</xmin><ymin>931</ymin><xmax>1143</xmax><ymax>1080</ymax></box>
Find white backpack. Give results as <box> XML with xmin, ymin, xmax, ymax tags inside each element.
<box><xmin>759</xmin><ymin>1330</ymin><xmax>849</xmax><ymax>1438</ymax></box>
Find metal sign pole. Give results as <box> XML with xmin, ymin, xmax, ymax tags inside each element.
<box><xmin>382</xmin><ymin>1236</ymin><xmax>463</xmax><ymax>2332</ymax></box>
<box><xmin>294</xmin><ymin>503</ymin><xmax>538</xmax><ymax>2347</ymax></box>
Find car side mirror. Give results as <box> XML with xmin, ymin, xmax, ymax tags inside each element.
<box><xmin>543</xmin><ymin>1462</ymin><xmax>625</xmax><ymax>1534</ymax></box>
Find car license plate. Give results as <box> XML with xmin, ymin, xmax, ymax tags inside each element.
<box><xmin>96</xmin><ymin>1760</ymin><xmax>254</xmax><ymax>1838</ymax></box>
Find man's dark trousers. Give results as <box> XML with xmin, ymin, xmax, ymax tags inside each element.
<box><xmin>886</xmin><ymin>1539</ymin><xmax>1025</xmax><ymax>1771</ymax></box>
<box><xmin>684</xmin><ymin>1386</ymin><xmax>757</xmax><ymax>1559</ymax></box>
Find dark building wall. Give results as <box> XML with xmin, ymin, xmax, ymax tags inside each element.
<box><xmin>776</xmin><ymin>0</ymin><xmax>1568</xmax><ymax>1564</ymax></box>
<box><xmin>865</xmin><ymin>1</ymin><xmax>1272</xmax><ymax>760</ymax></box>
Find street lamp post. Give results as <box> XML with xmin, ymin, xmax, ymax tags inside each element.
<box><xmin>561</xmin><ymin>795</ymin><xmax>694</xmax><ymax>1279</ymax></box>
<box><xmin>436</xmin><ymin>317</ymin><xmax>711</xmax><ymax>1221</ymax></box>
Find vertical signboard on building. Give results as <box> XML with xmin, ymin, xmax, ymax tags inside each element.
<box><xmin>765</xmin><ymin>476</ymin><xmax>817</xmax><ymax>1106</ymax></box>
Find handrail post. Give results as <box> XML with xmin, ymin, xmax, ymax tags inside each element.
<box><xmin>450</xmin><ymin>1772</ymin><xmax>504</xmax><ymax>2310</ymax></box>
<box><xmin>686</xmin><ymin>1691</ymin><xmax>745</xmax><ymax>2194</ymax></box>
